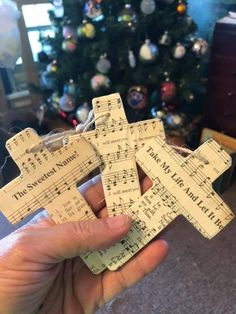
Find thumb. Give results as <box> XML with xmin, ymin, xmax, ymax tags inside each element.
<box><xmin>32</xmin><ymin>215</ymin><xmax>132</xmax><ymax>262</ymax></box>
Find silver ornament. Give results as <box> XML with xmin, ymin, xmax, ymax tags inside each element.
<box><xmin>166</xmin><ymin>112</ymin><xmax>187</xmax><ymax>130</ymax></box>
<box><xmin>151</xmin><ymin>107</ymin><xmax>167</xmax><ymax>121</ymax></box>
<box><xmin>159</xmin><ymin>31</ymin><xmax>171</xmax><ymax>46</ymax></box>
<box><xmin>173</xmin><ymin>43</ymin><xmax>186</xmax><ymax>59</ymax></box>
<box><xmin>59</xmin><ymin>94</ymin><xmax>76</xmax><ymax>112</ymax></box>
<box><xmin>84</xmin><ymin>1</ymin><xmax>104</xmax><ymax>21</ymax></box>
<box><xmin>128</xmin><ymin>50</ymin><xmax>136</xmax><ymax>68</ymax></box>
<box><xmin>91</xmin><ymin>74</ymin><xmax>111</xmax><ymax>91</ymax></box>
<box><xmin>96</xmin><ymin>55</ymin><xmax>111</xmax><ymax>74</ymax></box>
<box><xmin>118</xmin><ymin>4</ymin><xmax>137</xmax><ymax>27</ymax></box>
<box><xmin>140</xmin><ymin>0</ymin><xmax>156</xmax><ymax>15</ymax></box>
<box><xmin>139</xmin><ymin>39</ymin><xmax>159</xmax><ymax>62</ymax></box>
<box><xmin>192</xmin><ymin>38</ymin><xmax>208</xmax><ymax>56</ymax></box>
<box><xmin>76</xmin><ymin>103</ymin><xmax>89</xmax><ymax>123</ymax></box>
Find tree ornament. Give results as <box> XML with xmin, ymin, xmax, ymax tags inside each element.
<box><xmin>165</xmin><ymin>112</ymin><xmax>187</xmax><ymax>130</ymax></box>
<box><xmin>128</xmin><ymin>50</ymin><xmax>136</xmax><ymax>68</ymax></box>
<box><xmin>77</xmin><ymin>21</ymin><xmax>96</xmax><ymax>39</ymax></box>
<box><xmin>47</xmin><ymin>93</ymin><xmax>60</xmax><ymax>112</ymax></box>
<box><xmin>151</xmin><ymin>107</ymin><xmax>167</xmax><ymax>121</ymax></box>
<box><xmin>118</xmin><ymin>4</ymin><xmax>137</xmax><ymax>27</ymax></box>
<box><xmin>127</xmin><ymin>86</ymin><xmax>148</xmax><ymax>110</ymax></box>
<box><xmin>192</xmin><ymin>38</ymin><xmax>208</xmax><ymax>56</ymax></box>
<box><xmin>62</xmin><ymin>25</ymin><xmax>75</xmax><ymax>39</ymax></box>
<box><xmin>62</xmin><ymin>38</ymin><xmax>77</xmax><ymax>52</ymax></box>
<box><xmin>159</xmin><ymin>31</ymin><xmax>171</xmax><ymax>46</ymax></box>
<box><xmin>173</xmin><ymin>42</ymin><xmax>186</xmax><ymax>59</ymax></box>
<box><xmin>96</xmin><ymin>55</ymin><xmax>111</xmax><ymax>74</ymax></box>
<box><xmin>76</xmin><ymin>103</ymin><xmax>90</xmax><ymax>123</ymax></box>
<box><xmin>63</xmin><ymin>79</ymin><xmax>78</xmax><ymax>95</ymax></box>
<box><xmin>84</xmin><ymin>0</ymin><xmax>104</xmax><ymax>22</ymax></box>
<box><xmin>41</xmin><ymin>71</ymin><xmax>54</xmax><ymax>89</ymax></box>
<box><xmin>91</xmin><ymin>74</ymin><xmax>110</xmax><ymax>91</ymax></box>
<box><xmin>161</xmin><ymin>81</ymin><xmax>177</xmax><ymax>102</ymax></box>
<box><xmin>177</xmin><ymin>2</ymin><xmax>186</xmax><ymax>15</ymax></box>
<box><xmin>59</xmin><ymin>94</ymin><xmax>76</xmax><ymax>112</ymax></box>
<box><xmin>46</xmin><ymin>60</ymin><xmax>57</xmax><ymax>73</ymax></box>
<box><xmin>140</xmin><ymin>0</ymin><xmax>156</xmax><ymax>15</ymax></box>
<box><xmin>139</xmin><ymin>39</ymin><xmax>159</xmax><ymax>62</ymax></box>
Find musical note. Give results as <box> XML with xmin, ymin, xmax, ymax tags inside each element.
<box><xmin>97</xmin><ymin>136</ymin><xmax>234</xmax><ymax>272</ymax></box>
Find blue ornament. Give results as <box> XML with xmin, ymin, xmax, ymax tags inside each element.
<box><xmin>127</xmin><ymin>86</ymin><xmax>148</xmax><ymax>110</ymax></box>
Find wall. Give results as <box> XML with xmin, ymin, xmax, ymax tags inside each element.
<box><xmin>188</xmin><ymin>0</ymin><xmax>236</xmax><ymax>38</ymax></box>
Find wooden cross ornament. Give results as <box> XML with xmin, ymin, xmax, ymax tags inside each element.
<box><xmin>69</xmin><ymin>93</ymin><xmax>165</xmax><ymax>218</ymax></box>
<box><xmin>97</xmin><ymin>137</ymin><xmax>235</xmax><ymax>270</ymax></box>
<box><xmin>0</xmin><ymin>94</ymin><xmax>234</xmax><ymax>274</ymax></box>
<box><xmin>0</xmin><ymin>128</ymin><xmax>105</xmax><ymax>274</ymax></box>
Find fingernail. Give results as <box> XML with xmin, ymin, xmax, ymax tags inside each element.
<box><xmin>159</xmin><ymin>239</ymin><xmax>169</xmax><ymax>250</ymax></box>
<box><xmin>106</xmin><ymin>215</ymin><xmax>131</xmax><ymax>229</ymax></box>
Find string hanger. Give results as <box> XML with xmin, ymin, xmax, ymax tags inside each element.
<box><xmin>26</xmin><ymin>110</ymin><xmax>110</xmax><ymax>153</ymax></box>
<box><xmin>170</xmin><ymin>145</ymin><xmax>209</xmax><ymax>165</ymax></box>
<box><xmin>25</xmin><ymin>109</ymin><xmax>209</xmax><ymax>164</ymax></box>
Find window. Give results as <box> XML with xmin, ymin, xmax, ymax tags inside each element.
<box><xmin>16</xmin><ymin>3</ymin><xmax>54</xmax><ymax>64</ymax></box>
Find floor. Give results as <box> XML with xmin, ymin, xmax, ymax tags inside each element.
<box><xmin>0</xmin><ymin>181</ymin><xmax>235</xmax><ymax>314</ymax></box>
<box><xmin>96</xmin><ymin>182</ymin><xmax>236</xmax><ymax>314</ymax></box>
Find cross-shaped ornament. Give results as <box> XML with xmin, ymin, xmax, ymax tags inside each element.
<box><xmin>0</xmin><ymin>128</ymin><xmax>105</xmax><ymax>274</ymax></box>
<box><xmin>69</xmin><ymin>93</ymin><xmax>165</xmax><ymax>218</ymax></box>
<box><xmin>96</xmin><ymin>137</ymin><xmax>235</xmax><ymax>271</ymax></box>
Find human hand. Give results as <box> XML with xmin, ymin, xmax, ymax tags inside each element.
<box><xmin>0</xmin><ymin>175</ymin><xmax>168</xmax><ymax>314</ymax></box>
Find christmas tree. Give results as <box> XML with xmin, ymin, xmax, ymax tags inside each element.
<box><xmin>39</xmin><ymin>0</ymin><xmax>209</xmax><ymax>143</ymax></box>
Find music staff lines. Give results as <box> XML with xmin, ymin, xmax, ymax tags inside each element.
<box><xmin>207</xmin><ymin>139</ymin><xmax>231</xmax><ymax>164</ymax></box>
<box><xmin>103</xmin><ymin>168</ymin><xmax>137</xmax><ymax>190</ymax></box>
<box><xmin>180</xmin><ymin>159</ymin><xmax>231</xmax><ymax>215</ymax></box>
<box><xmin>138</xmin><ymin>160</ymin><xmax>213</xmax><ymax>238</ymax></box>
<box><xmin>8</xmin><ymin>155</ymin><xmax>99</xmax><ymax>223</ymax></box>
<box><xmin>154</xmin><ymin>138</ymin><xmax>230</xmax><ymax>215</ymax></box>
<box><xmin>101</xmin><ymin>144</ymin><xmax>145</xmax><ymax>168</ymax></box>
<box><xmin>125</xmin><ymin>210</ymin><xmax>154</xmax><ymax>244</ymax></box>
<box><xmin>72</xmin><ymin>119</ymin><xmax>161</xmax><ymax>141</ymax></box>
<box><xmin>6</xmin><ymin>140</ymin><xmax>83</xmax><ymax>193</ymax></box>
<box><xmin>107</xmin><ymin>199</ymin><xmax>135</xmax><ymax>215</ymax></box>
<box><xmin>94</xmin><ymin>98</ymin><xmax>122</xmax><ymax>113</ymax></box>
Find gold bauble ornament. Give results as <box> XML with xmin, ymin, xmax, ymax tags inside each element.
<box><xmin>77</xmin><ymin>22</ymin><xmax>96</xmax><ymax>39</ymax></box>
<box><xmin>177</xmin><ymin>3</ymin><xmax>186</xmax><ymax>15</ymax></box>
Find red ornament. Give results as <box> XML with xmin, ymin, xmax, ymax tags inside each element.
<box><xmin>161</xmin><ymin>82</ymin><xmax>177</xmax><ymax>102</ymax></box>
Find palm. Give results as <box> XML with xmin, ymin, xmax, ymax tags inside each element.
<box><xmin>0</xmin><ymin>176</ymin><xmax>168</xmax><ymax>314</ymax></box>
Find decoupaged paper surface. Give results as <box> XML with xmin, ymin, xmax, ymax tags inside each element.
<box><xmin>0</xmin><ymin>93</ymin><xmax>166</xmax><ymax>275</ymax></box>
<box><xmin>97</xmin><ymin>137</ymin><xmax>235</xmax><ymax>271</ymax></box>
<box><xmin>69</xmin><ymin>93</ymin><xmax>165</xmax><ymax>219</ymax></box>
<box><xmin>1</xmin><ymin>95</ymin><xmax>233</xmax><ymax>274</ymax></box>
<box><xmin>0</xmin><ymin>128</ymin><xmax>105</xmax><ymax>274</ymax></box>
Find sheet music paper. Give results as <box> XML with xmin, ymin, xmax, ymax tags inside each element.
<box><xmin>69</xmin><ymin>93</ymin><xmax>165</xmax><ymax>219</ymax></box>
<box><xmin>97</xmin><ymin>137</ymin><xmax>235</xmax><ymax>271</ymax></box>
<box><xmin>1</xmin><ymin>95</ymin><xmax>233</xmax><ymax>274</ymax></box>
<box><xmin>0</xmin><ymin>128</ymin><xmax>106</xmax><ymax>274</ymax></box>
<box><xmin>0</xmin><ymin>93</ymin><xmax>165</xmax><ymax>275</ymax></box>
